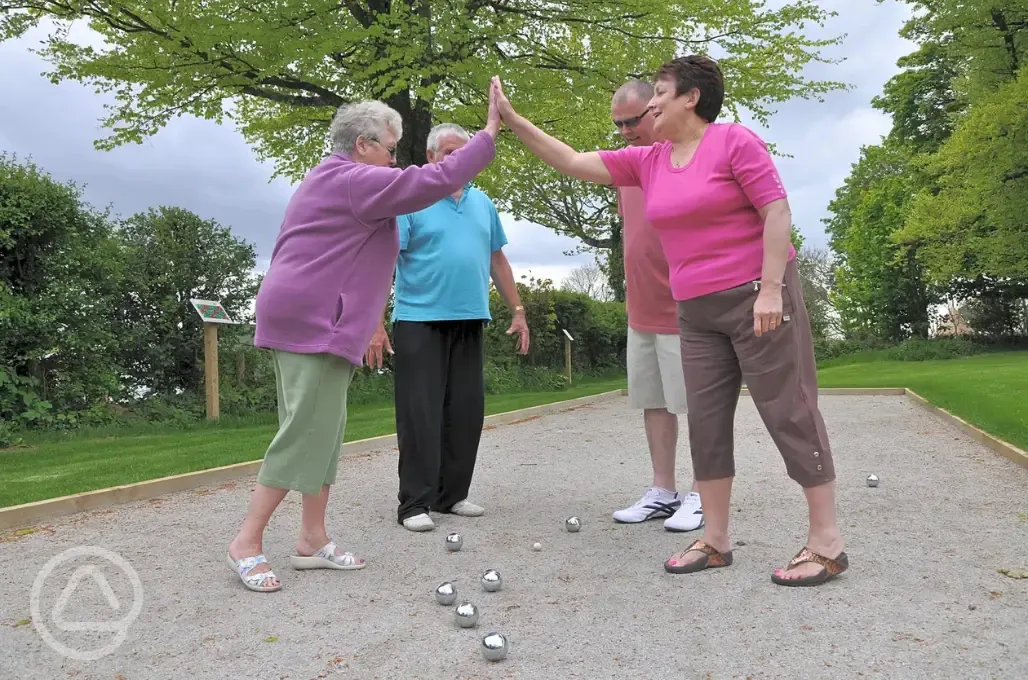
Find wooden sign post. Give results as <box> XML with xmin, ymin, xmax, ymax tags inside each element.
<box><xmin>562</xmin><ymin>328</ymin><xmax>574</xmax><ymax>385</ymax></box>
<box><xmin>189</xmin><ymin>299</ymin><xmax>237</xmax><ymax>421</ymax></box>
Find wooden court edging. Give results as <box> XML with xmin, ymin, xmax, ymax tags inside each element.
<box><xmin>5</xmin><ymin>385</ymin><xmax>1024</xmax><ymax>532</ymax></box>
<box><xmin>739</xmin><ymin>387</ymin><xmax>908</xmax><ymax>397</ymax></box>
<box><xmin>0</xmin><ymin>389</ymin><xmax>624</xmax><ymax>532</ymax></box>
<box><xmin>739</xmin><ymin>386</ymin><xmax>1027</xmax><ymax>471</ymax></box>
<box><xmin>903</xmin><ymin>388</ymin><xmax>1028</xmax><ymax>471</ymax></box>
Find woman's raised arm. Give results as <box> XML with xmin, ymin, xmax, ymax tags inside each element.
<box><xmin>349</xmin><ymin>86</ymin><xmax>503</xmax><ymax>223</ymax></box>
<box><xmin>492</xmin><ymin>77</ymin><xmax>613</xmax><ymax>186</ymax></box>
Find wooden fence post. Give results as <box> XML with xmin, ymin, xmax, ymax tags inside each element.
<box><xmin>562</xmin><ymin>328</ymin><xmax>575</xmax><ymax>385</ymax></box>
<box><xmin>203</xmin><ymin>322</ymin><xmax>220</xmax><ymax>420</ymax></box>
<box><xmin>189</xmin><ymin>299</ymin><xmax>237</xmax><ymax>421</ymax></box>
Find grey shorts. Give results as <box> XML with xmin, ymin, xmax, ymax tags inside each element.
<box><xmin>627</xmin><ymin>327</ymin><xmax>688</xmax><ymax>414</ymax></box>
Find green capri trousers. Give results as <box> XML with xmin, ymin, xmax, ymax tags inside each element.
<box><xmin>256</xmin><ymin>350</ymin><xmax>356</xmax><ymax>496</ymax></box>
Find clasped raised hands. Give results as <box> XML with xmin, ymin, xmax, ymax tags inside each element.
<box><xmin>484</xmin><ymin>75</ymin><xmax>516</xmax><ymax>138</ymax></box>
<box><xmin>490</xmin><ymin>76</ymin><xmax>515</xmax><ymax>122</ymax></box>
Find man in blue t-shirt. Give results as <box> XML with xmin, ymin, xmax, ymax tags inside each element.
<box><xmin>366</xmin><ymin>123</ymin><xmax>530</xmax><ymax>532</ymax></box>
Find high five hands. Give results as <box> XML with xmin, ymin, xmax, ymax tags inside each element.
<box><xmin>490</xmin><ymin>76</ymin><xmax>515</xmax><ymax>124</ymax></box>
<box><xmin>483</xmin><ymin>75</ymin><xmax>516</xmax><ymax>140</ymax></box>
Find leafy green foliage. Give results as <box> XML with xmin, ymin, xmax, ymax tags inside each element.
<box><xmin>898</xmin><ymin>70</ymin><xmax>1028</xmax><ymax>284</ymax></box>
<box><xmin>0</xmin><ymin>366</ymin><xmax>51</xmax><ymax>446</ymax></box>
<box><xmin>484</xmin><ymin>275</ymin><xmax>627</xmax><ymax>377</ymax></box>
<box><xmin>0</xmin><ymin>153</ymin><xmax>124</xmax><ymax>411</ymax></box>
<box><xmin>116</xmin><ymin>206</ymin><xmax>261</xmax><ymax>395</ymax></box>
<box><xmin>895</xmin><ymin>0</ymin><xmax>1028</xmax><ymax>104</ymax></box>
<box><xmin>828</xmin><ymin>0</ymin><xmax>1028</xmax><ymax>340</ymax></box>
<box><xmin>824</xmin><ymin>141</ymin><xmax>934</xmax><ymax>341</ymax></box>
<box><xmin>0</xmin><ymin>155</ymin><xmax>269</xmax><ymax>441</ymax></box>
<box><xmin>790</xmin><ymin>225</ymin><xmax>805</xmax><ymax>252</ymax></box>
<box><xmin>871</xmin><ymin>8</ymin><xmax>965</xmax><ymax>154</ymax></box>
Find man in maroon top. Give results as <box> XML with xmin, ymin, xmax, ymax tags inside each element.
<box><xmin>610</xmin><ymin>80</ymin><xmax>703</xmax><ymax>532</ymax></box>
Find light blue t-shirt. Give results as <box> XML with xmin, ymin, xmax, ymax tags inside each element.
<box><xmin>392</xmin><ymin>184</ymin><xmax>508</xmax><ymax>322</ymax></box>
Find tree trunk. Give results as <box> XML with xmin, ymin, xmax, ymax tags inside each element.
<box><xmin>385</xmin><ymin>90</ymin><xmax>433</xmax><ymax>168</ymax></box>
<box><xmin>604</xmin><ymin>225</ymin><xmax>626</xmax><ymax>302</ymax></box>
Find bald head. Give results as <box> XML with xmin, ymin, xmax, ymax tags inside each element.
<box><xmin>613</xmin><ymin>79</ymin><xmax>654</xmax><ymax>107</ymax></box>
<box><xmin>611</xmin><ymin>79</ymin><xmax>656</xmax><ymax>146</ymax></box>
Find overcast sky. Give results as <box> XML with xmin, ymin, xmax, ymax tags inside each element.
<box><xmin>0</xmin><ymin>0</ymin><xmax>913</xmax><ymax>286</ymax></box>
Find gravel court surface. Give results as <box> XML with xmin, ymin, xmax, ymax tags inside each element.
<box><xmin>1</xmin><ymin>395</ymin><xmax>1026</xmax><ymax>680</ymax></box>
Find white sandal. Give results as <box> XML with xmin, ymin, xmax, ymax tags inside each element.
<box><xmin>227</xmin><ymin>553</ymin><xmax>282</xmax><ymax>592</ymax></box>
<box><xmin>289</xmin><ymin>541</ymin><xmax>366</xmax><ymax>571</ymax></box>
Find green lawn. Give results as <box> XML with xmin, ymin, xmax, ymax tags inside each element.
<box><xmin>0</xmin><ymin>376</ymin><xmax>627</xmax><ymax>509</ymax></box>
<box><xmin>4</xmin><ymin>352</ymin><xmax>1026</xmax><ymax>510</ymax></box>
<box><xmin>818</xmin><ymin>352</ymin><xmax>1028</xmax><ymax>451</ymax></box>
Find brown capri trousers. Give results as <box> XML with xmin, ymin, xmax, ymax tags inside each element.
<box><xmin>677</xmin><ymin>258</ymin><xmax>834</xmax><ymax>488</ymax></box>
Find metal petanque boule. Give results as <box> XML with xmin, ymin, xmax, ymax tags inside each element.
<box><xmin>481</xmin><ymin>632</ymin><xmax>509</xmax><ymax>662</ymax></box>
<box><xmin>565</xmin><ymin>516</ymin><xmax>581</xmax><ymax>532</ymax></box>
<box><xmin>455</xmin><ymin>601</ymin><xmax>480</xmax><ymax>628</ymax></box>
<box><xmin>481</xmin><ymin>569</ymin><xmax>502</xmax><ymax>592</ymax></box>
<box><xmin>445</xmin><ymin>532</ymin><xmax>463</xmax><ymax>552</ymax></box>
<box><xmin>435</xmin><ymin>581</ymin><xmax>457</xmax><ymax>605</ymax></box>
<box><xmin>867</xmin><ymin>473</ymin><xmax>880</xmax><ymax>488</ymax></box>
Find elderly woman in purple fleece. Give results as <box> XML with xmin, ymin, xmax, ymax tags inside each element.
<box><xmin>226</xmin><ymin>90</ymin><xmax>501</xmax><ymax>593</ymax></box>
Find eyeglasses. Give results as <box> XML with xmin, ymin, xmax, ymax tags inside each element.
<box><xmin>367</xmin><ymin>136</ymin><xmax>397</xmax><ymax>159</ymax></box>
<box><xmin>613</xmin><ymin>109</ymin><xmax>649</xmax><ymax>130</ymax></box>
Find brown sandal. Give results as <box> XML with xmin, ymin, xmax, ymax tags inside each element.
<box><xmin>771</xmin><ymin>547</ymin><xmax>849</xmax><ymax>587</ymax></box>
<box><xmin>664</xmin><ymin>539</ymin><xmax>734</xmax><ymax>574</ymax></box>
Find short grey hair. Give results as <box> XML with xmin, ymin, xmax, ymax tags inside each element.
<box><xmin>613</xmin><ymin>79</ymin><xmax>654</xmax><ymax>105</ymax></box>
<box><xmin>328</xmin><ymin>100</ymin><xmax>403</xmax><ymax>154</ymax></box>
<box><xmin>427</xmin><ymin>123</ymin><xmax>471</xmax><ymax>152</ymax></box>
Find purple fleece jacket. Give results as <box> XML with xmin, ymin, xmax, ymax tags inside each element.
<box><xmin>253</xmin><ymin>131</ymin><xmax>497</xmax><ymax>365</ymax></box>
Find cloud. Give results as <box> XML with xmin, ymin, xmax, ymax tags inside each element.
<box><xmin>0</xmin><ymin>28</ymin><xmax>298</xmax><ymax>257</ymax></box>
<box><xmin>0</xmin><ymin>1</ymin><xmax>917</xmax><ymax>280</ymax></box>
<box><xmin>734</xmin><ymin>0</ymin><xmax>915</xmax><ymax>249</ymax></box>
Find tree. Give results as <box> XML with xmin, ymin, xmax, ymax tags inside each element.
<box><xmin>871</xmin><ymin>36</ymin><xmax>963</xmax><ymax>154</ymax></box>
<box><xmin>1</xmin><ymin>0</ymin><xmax>846</xmax><ymax>280</ymax></box>
<box><xmin>823</xmin><ymin>141</ymin><xmax>934</xmax><ymax>341</ymax></box>
<box><xmin>116</xmin><ymin>206</ymin><xmax>261</xmax><ymax>395</ymax></box>
<box><xmin>898</xmin><ymin>70</ymin><xmax>1028</xmax><ymax>286</ymax></box>
<box><xmin>825</xmin><ymin>0</ymin><xmax>1028</xmax><ymax>342</ymax></box>
<box><xmin>893</xmin><ymin>0</ymin><xmax>1028</xmax><ymax>104</ymax></box>
<box><xmin>562</xmin><ymin>262</ymin><xmax>612</xmax><ymax>302</ymax></box>
<box><xmin>0</xmin><ymin>153</ymin><xmax>124</xmax><ymax>411</ymax></box>
<box><xmin>790</xmin><ymin>225</ymin><xmax>805</xmax><ymax>252</ymax></box>
<box><xmin>794</xmin><ymin>245</ymin><xmax>838</xmax><ymax>341</ymax></box>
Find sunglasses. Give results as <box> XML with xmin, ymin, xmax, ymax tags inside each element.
<box><xmin>613</xmin><ymin>109</ymin><xmax>650</xmax><ymax>129</ymax></box>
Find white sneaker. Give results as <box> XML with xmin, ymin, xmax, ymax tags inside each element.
<box><xmin>613</xmin><ymin>487</ymin><xmax>681</xmax><ymax>523</ymax></box>
<box><xmin>450</xmin><ymin>500</ymin><xmax>484</xmax><ymax>517</ymax></box>
<box><xmin>664</xmin><ymin>492</ymin><xmax>704</xmax><ymax>532</ymax></box>
<box><xmin>402</xmin><ymin>513</ymin><xmax>435</xmax><ymax>531</ymax></box>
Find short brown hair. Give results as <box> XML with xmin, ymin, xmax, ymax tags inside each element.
<box><xmin>654</xmin><ymin>55</ymin><xmax>724</xmax><ymax>123</ymax></box>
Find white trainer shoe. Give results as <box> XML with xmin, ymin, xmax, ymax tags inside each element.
<box><xmin>450</xmin><ymin>500</ymin><xmax>484</xmax><ymax>517</ymax></box>
<box><xmin>664</xmin><ymin>491</ymin><xmax>704</xmax><ymax>532</ymax></box>
<box><xmin>613</xmin><ymin>487</ymin><xmax>682</xmax><ymax>523</ymax></box>
<box><xmin>402</xmin><ymin>513</ymin><xmax>435</xmax><ymax>531</ymax></box>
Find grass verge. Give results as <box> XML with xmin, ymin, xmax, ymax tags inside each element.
<box><xmin>818</xmin><ymin>352</ymin><xmax>1028</xmax><ymax>451</ymax></box>
<box><xmin>0</xmin><ymin>376</ymin><xmax>626</xmax><ymax>508</ymax></box>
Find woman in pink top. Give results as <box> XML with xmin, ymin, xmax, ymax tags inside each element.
<box><xmin>491</xmin><ymin>57</ymin><xmax>847</xmax><ymax>587</ymax></box>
